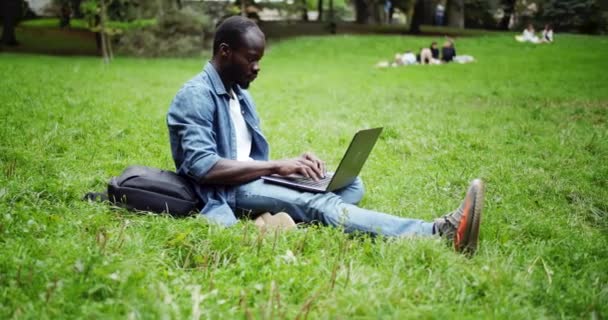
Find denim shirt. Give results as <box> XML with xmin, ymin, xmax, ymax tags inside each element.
<box><xmin>167</xmin><ymin>62</ymin><xmax>270</xmax><ymax>226</ymax></box>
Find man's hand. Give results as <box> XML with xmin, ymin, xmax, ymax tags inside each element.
<box><xmin>301</xmin><ymin>152</ymin><xmax>326</xmax><ymax>179</ymax></box>
<box><xmin>272</xmin><ymin>152</ymin><xmax>326</xmax><ymax>181</ymax></box>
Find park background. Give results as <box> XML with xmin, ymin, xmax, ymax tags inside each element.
<box><xmin>1</xmin><ymin>0</ymin><xmax>608</xmax><ymax>319</ymax></box>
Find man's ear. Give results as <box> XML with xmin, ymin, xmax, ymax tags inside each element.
<box><xmin>219</xmin><ymin>43</ymin><xmax>231</xmax><ymax>58</ymax></box>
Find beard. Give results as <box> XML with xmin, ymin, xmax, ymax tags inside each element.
<box><xmin>239</xmin><ymin>80</ymin><xmax>251</xmax><ymax>89</ymax></box>
<box><xmin>225</xmin><ymin>63</ymin><xmax>252</xmax><ymax>90</ymax></box>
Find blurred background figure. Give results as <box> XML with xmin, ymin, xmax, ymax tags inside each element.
<box><xmin>59</xmin><ymin>2</ymin><xmax>72</xmax><ymax>28</ymax></box>
<box><xmin>384</xmin><ymin>0</ymin><xmax>394</xmax><ymax>24</ymax></box>
<box><xmin>515</xmin><ymin>24</ymin><xmax>540</xmax><ymax>43</ymax></box>
<box><xmin>418</xmin><ymin>42</ymin><xmax>441</xmax><ymax>65</ymax></box>
<box><xmin>441</xmin><ymin>39</ymin><xmax>456</xmax><ymax>62</ymax></box>
<box><xmin>542</xmin><ymin>24</ymin><xmax>554</xmax><ymax>43</ymax></box>
<box><xmin>435</xmin><ymin>1</ymin><xmax>445</xmax><ymax>26</ymax></box>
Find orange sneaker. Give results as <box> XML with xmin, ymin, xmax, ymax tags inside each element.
<box><xmin>434</xmin><ymin>179</ymin><xmax>485</xmax><ymax>255</ymax></box>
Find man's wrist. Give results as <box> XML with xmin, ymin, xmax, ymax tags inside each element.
<box><xmin>265</xmin><ymin>160</ymin><xmax>279</xmax><ymax>175</ymax></box>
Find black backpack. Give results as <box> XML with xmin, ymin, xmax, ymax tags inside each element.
<box><xmin>86</xmin><ymin>166</ymin><xmax>200</xmax><ymax>217</ymax></box>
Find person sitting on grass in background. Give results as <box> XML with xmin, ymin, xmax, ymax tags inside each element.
<box><xmin>167</xmin><ymin>16</ymin><xmax>486</xmax><ymax>255</ymax></box>
<box><xmin>440</xmin><ymin>38</ymin><xmax>475</xmax><ymax>64</ymax></box>
<box><xmin>441</xmin><ymin>39</ymin><xmax>456</xmax><ymax>62</ymax></box>
<box><xmin>418</xmin><ymin>42</ymin><xmax>441</xmax><ymax>65</ymax></box>
<box><xmin>515</xmin><ymin>24</ymin><xmax>541</xmax><ymax>43</ymax></box>
<box><xmin>541</xmin><ymin>24</ymin><xmax>554</xmax><ymax>43</ymax></box>
<box><xmin>431</xmin><ymin>41</ymin><xmax>440</xmax><ymax>60</ymax></box>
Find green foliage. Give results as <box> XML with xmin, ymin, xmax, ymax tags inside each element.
<box><xmin>79</xmin><ymin>0</ymin><xmax>99</xmax><ymax>28</ymax></box>
<box><xmin>1</xmin><ymin>34</ymin><xmax>608</xmax><ymax>318</ymax></box>
<box><xmin>541</xmin><ymin>0</ymin><xmax>607</xmax><ymax>33</ymax></box>
<box><xmin>106</xmin><ymin>0</ymin><xmax>138</xmax><ymax>21</ymax></box>
<box><xmin>465</xmin><ymin>0</ymin><xmax>500</xmax><ymax>29</ymax></box>
<box><xmin>78</xmin><ymin>0</ymin><xmax>141</xmax><ymax>29</ymax></box>
<box><xmin>19</xmin><ymin>18</ymin><xmax>155</xmax><ymax>30</ymax></box>
<box><xmin>116</xmin><ymin>7</ymin><xmax>211</xmax><ymax>57</ymax></box>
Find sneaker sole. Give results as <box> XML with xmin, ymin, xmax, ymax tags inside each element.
<box><xmin>255</xmin><ymin>212</ymin><xmax>297</xmax><ymax>231</ymax></box>
<box><xmin>455</xmin><ymin>179</ymin><xmax>484</xmax><ymax>255</ymax></box>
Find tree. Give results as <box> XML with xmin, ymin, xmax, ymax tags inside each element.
<box><xmin>465</xmin><ymin>0</ymin><xmax>499</xmax><ymax>29</ymax></box>
<box><xmin>352</xmin><ymin>0</ymin><xmax>417</xmax><ymax>25</ymax></box>
<box><xmin>81</xmin><ymin>0</ymin><xmax>114</xmax><ymax>63</ymax></box>
<box><xmin>410</xmin><ymin>0</ymin><xmax>425</xmax><ymax>33</ymax></box>
<box><xmin>447</xmin><ymin>0</ymin><xmax>464</xmax><ymax>28</ymax></box>
<box><xmin>317</xmin><ymin>0</ymin><xmax>324</xmax><ymax>21</ymax></box>
<box><xmin>300</xmin><ymin>0</ymin><xmax>309</xmax><ymax>21</ymax></box>
<box><xmin>354</xmin><ymin>0</ymin><xmax>369</xmax><ymax>23</ymax></box>
<box><xmin>541</xmin><ymin>0</ymin><xmax>606</xmax><ymax>33</ymax></box>
<box><xmin>422</xmin><ymin>0</ymin><xmax>439</xmax><ymax>25</ymax></box>
<box><xmin>1</xmin><ymin>0</ymin><xmax>22</xmax><ymax>46</ymax></box>
<box><xmin>498</xmin><ymin>0</ymin><xmax>515</xmax><ymax>29</ymax></box>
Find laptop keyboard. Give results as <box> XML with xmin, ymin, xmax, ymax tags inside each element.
<box><xmin>289</xmin><ymin>175</ymin><xmax>333</xmax><ymax>188</ymax></box>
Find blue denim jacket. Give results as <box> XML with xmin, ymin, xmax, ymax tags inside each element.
<box><xmin>167</xmin><ymin>62</ymin><xmax>270</xmax><ymax>226</ymax></box>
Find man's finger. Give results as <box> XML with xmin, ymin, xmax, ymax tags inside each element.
<box><xmin>306</xmin><ymin>154</ymin><xmax>326</xmax><ymax>177</ymax></box>
<box><xmin>301</xmin><ymin>154</ymin><xmax>321</xmax><ymax>168</ymax></box>
<box><xmin>300</xmin><ymin>159</ymin><xmax>323</xmax><ymax>178</ymax></box>
<box><xmin>303</xmin><ymin>152</ymin><xmax>321</xmax><ymax>162</ymax></box>
<box><xmin>297</xmin><ymin>166</ymin><xmax>310</xmax><ymax>179</ymax></box>
<box><xmin>320</xmin><ymin>161</ymin><xmax>326</xmax><ymax>178</ymax></box>
<box><xmin>308</xmin><ymin>167</ymin><xmax>320</xmax><ymax>181</ymax></box>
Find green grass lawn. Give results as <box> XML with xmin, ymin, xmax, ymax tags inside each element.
<box><xmin>1</xmin><ymin>33</ymin><xmax>607</xmax><ymax>319</ymax></box>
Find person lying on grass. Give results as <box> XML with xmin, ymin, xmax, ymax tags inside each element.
<box><xmin>167</xmin><ymin>16</ymin><xmax>485</xmax><ymax>255</ymax></box>
<box><xmin>376</xmin><ymin>39</ymin><xmax>473</xmax><ymax>67</ymax></box>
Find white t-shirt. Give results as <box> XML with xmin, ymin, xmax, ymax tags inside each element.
<box><xmin>522</xmin><ymin>29</ymin><xmax>540</xmax><ymax>43</ymax></box>
<box><xmin>228</xmin><ymin>90</ymin><xmax>253</xmax><ymax>161</ymax></box>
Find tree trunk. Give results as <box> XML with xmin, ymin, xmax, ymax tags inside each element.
<box><xmin>447</xmin><ymin>0</ymin><xmax>464</xmax><ymax>28</ymax></box>
<box><xmin>498</xmin><ymin>0</ymin><xmax>515</xmax><ymax>30</ymax></box>
<box><xmin>1</xmin><ymin>0</ymin><xmax>21</xmax><ymax>46</ymax></box>
<box><xmin>157</xmin><ymin>0</ymin><xmax>164</xmax><ymax>17</ymax></box>
<box><xmin>371</xmin><ymin>2</ymin><xmax>382</xmax><ymax>24</ymax></box>
<box><xmin>99</xmin><ymin>0</ymin><xmax>111</xmax><ymax>63</ymax></box>
<box><xmin>422</xmin><ymin>0</ymin><xmax>437</xmax><ymax>25</ymax></box>
<box><xmin>317</xmin><ymin>0</ymin><xmax>324</xmax><ymax>21</ymax></box>
<box><xmin>354</xmin><ymin>0</ymin><xmax>369</xmax><ymax>24</ymax></box>
<box><xmin>410</xmin><ymin>0</ymin><xmax>424</xmax><ymax>34</ymax></box>
<box><xmin>301</xmin><ymin>0</ymin><xmax>309</xmax><ymax>21</ymax></box>
<box><xmin>328</xmin><ymin>0</ymin><xmax>336</xmax><ymax>33</ymax></box>
<box><xmin>71</xmin><ymin>0</ymin><xmax>84</xmax><ymax>18</ymax></box>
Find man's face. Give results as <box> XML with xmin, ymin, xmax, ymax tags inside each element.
<box><xmin>226</xmin><ymin>29</ymin><xmax>265</xmax><ymax>89</ymax></box>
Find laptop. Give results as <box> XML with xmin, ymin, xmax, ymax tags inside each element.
<box><xmin>261</xmin><ymin>127</ymin><xmax>383</xmax><ymax>193</ymax></box>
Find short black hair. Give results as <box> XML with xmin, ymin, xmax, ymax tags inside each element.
<box><xmin>213</xmin><ymin>16</ymin><xmax>260</xmax><ymax>55</ymax></box>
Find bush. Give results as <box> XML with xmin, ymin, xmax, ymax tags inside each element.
<box><xmin>465</xmin><ymin>0</ymin><xmax>500</xmax><ymax>29</ymax></box>
<box><xmin>541</xmin><ymin>0</ymin><xmax>607</xmax><ymax>34</ymax></box>
<box><xmin>116</xmin><ymin>7</ymin><xmax>211</xmax><ymax>57</ymax></box>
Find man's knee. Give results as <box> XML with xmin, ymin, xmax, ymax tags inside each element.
<box><xmin>335</xmin><ymin>177</ymin><xmax>365</xmax><ymax>205</ymax></box>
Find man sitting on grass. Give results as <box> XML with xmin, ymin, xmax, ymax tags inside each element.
<box><xmin>167</xmin><ymin>16</ymin><xmax>485</xmax><ymax>255</ymax></box>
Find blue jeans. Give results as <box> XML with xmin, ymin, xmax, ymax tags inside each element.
<box><xmin>235</xmin><ymin>178</ymin><xmax>434</xmax><ymax>237</ymax></box>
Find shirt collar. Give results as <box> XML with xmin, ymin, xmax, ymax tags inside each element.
<box><xmin>204</xmin><ymin>62</ymin><xmax>245</xmax><ymax>100</ymax></box>
<box><xmin>204</xmin><ymin>62</ymin><xmax>228</xmax><ymax>96</ymax></box>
